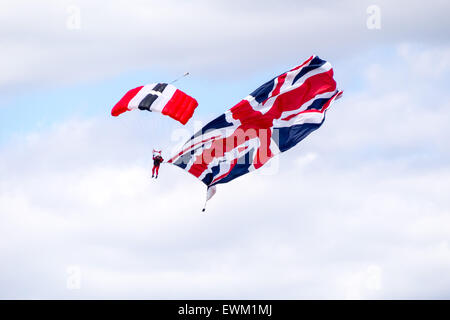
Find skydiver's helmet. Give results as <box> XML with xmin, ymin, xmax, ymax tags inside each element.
<box><xmin>153</xmin><ymin>149</ymin><xmax>162</xmax><ymax>157</ymax></box>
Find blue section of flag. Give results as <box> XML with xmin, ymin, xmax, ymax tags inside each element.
<box><xmin>273</xmin><ymin>122</ymin><xmax>323</xmax><ymax>152</ymax></box>
<box><xmin>209</xmin><ymin>150</ymin><xmax>254</xmax><ymax>186</ymax></box>
<box><xmin>292</xmin><ymin>56</ymin><xmax>326</xmax><ymax>85</ymax></box>
<box><xmin>306</xmin><ymin>97</ymin><xmax>331</xmax><ymax>111</ymax></box>
<box><xmin>249</xmin><ymin>77</ymin><xmax>276</xmax><ymax>103</ymax></box>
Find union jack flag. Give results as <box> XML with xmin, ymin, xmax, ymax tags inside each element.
<box><xmin>169</xmin><ymin>56</ymin><xmax>342</xmax><ymax>203</ymax></box>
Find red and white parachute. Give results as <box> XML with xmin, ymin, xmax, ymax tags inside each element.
<box><xmin>111</xmin><ymin>83</ymin><xmax>198</xmax><ymax>125</ymax></box>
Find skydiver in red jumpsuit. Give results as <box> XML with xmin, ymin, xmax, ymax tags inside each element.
<box><xmin>152</xmin><ymin>153</ymin><xmax>164</xmax><ymax>178</ymax></box>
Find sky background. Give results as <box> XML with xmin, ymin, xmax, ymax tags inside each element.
<box><xmin>1</xmin><ymin>0</ymin><xmax>450</xmax><ymax>299</ymax></box>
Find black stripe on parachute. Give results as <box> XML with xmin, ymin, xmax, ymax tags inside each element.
<box><xmin>153</xmin><ymin>83</ymin><xmax>168</xmax><ymax>93</ymax></box>
<box><xmin>138</xmin><ymin>94</ymin><xmax>158</xmax><ymax>111</ymax></box>
<box><xmin>138</xmin><ymin>83</ymin><xmax>169</xmax><ymax>111</ymax></box>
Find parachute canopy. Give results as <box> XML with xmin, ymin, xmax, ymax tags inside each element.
<box><xmin>111</xmin><ymin>83</ymin><xmax>198</xmax><ymax>125</ymax></box>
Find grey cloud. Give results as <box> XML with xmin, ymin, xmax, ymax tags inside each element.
<box><xmin>1</xmin><ymin>0</ymin><xmax>450</xmax><ymax>91</ymax></box>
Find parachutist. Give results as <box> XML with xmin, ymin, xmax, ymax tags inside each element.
<box><xmin>152</xmin><ymin>150</ymin><xmax>164</xmax><ymax>179</ymax></box>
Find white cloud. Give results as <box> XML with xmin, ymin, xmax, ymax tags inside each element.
<box><xmin>397</xmin><ymin>44</ymin><xmax>450</xmax><ymax>77</ymax></box>
<box><xmin>340</xmin><ymin>265</ymin><xmax>383</xmax><ymax>299</ymax></box>
<box><xmin>295</xmin><ymin>152</ymin><xmax>318</xmax><ymax>169</ymax></box>
<box><xmin>1</xmin><ymin>61</ymin><xmax>450</xmax><ymax>297</ymax></box>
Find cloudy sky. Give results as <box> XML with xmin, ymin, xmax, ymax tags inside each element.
<box><xmin>1</xmin><ymin>0</ymin><xmax>450</xmax><ymax>299</ymax></box>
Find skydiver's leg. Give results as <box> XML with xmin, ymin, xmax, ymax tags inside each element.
<box><xmin>152</xmin><ymin>165</ymin><xmax>156</xmax><ymax>178</ymax></box>
<box><xmin>155</xmin><ymin>165</ymin><xmax>159</xmax><ymax>178</ymax></box>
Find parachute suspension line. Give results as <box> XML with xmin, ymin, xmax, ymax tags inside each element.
<box><xmin>170</xmin><ymin>72</ymin><xmax>190</xmax><ymax>84</ymax></box>
<box><xmin>202</xmin><ymin>185</ymin><xmax>217</xmax><ymax>212</ymax></box>
<box><xmin>202</xmin><ymin>188</ymin><xmax>208</xmax><ymax>212</ymax></box>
